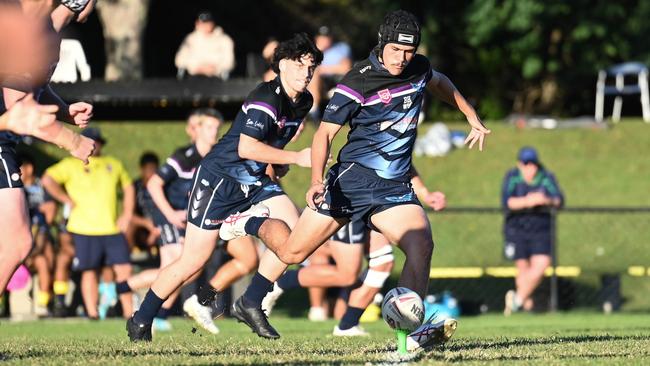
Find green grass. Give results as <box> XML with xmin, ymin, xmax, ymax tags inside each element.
<box><xmin>1</xmin><ymin>313</ymin><xmax>650</xmax><ymax>364</ymax></box>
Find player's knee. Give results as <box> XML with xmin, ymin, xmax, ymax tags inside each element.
<box><xmin>337</xmin><ymin>271</ymin><xmax>358</xmax><ymax>287</ymax></box>
<box><xmin>278</xmin><ymin>247</ymin><xmax>308</xmax><ymax>265</ymax></box>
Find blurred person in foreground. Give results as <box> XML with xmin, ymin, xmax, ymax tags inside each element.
<box><xmin>0</xmin><ymin>0</ymin><xmax>96</xmax><ymax>296</ymax></box>
<box><xmin>502</xmin><ymin>146</ymin><xmax>564</xmax><ymax>315</ymax></box>
<box><xmin>42</xmin><ymin>128</ymin><xmax>134</xmax><ymax>319</ymax></box>
<box><xmin>175</xmin><ymin>11</ymin><xmax>235</xmax><ymax>80</ymax></box>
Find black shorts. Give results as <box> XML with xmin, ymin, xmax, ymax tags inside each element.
<box><xmin>504</xmin><ymin>233</ymin><xmax>552</xmax><ymax>260</ymax></box>
<box><xmin>0</xmin><ymin>145</ymin><xmax>23</xmax><ymax>189</ymax></box>
<box><xmin>317</xmin><ymin>162</ymin><xmax>421</xmax><ymax>229</ymax></box>
<box><xmin>330</xmin><ymin>219</ymin><xmax>368</xmax><ymax>245</ymax></box>
<box><xmin>158</xmin><ymin>222</ymin><xmax>185</xmax><ymax>245</ymax></box>
<box><xmin>71</xmin><ymin>233</ymin><xmax>130</xmax><ymax>271</ymax></box>
<box><xmin>186</xmin><ymin>165</ymin><xmax>285</xmax><ymax>230</ymax></box>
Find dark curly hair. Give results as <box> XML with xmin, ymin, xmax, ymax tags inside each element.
<box><xmin>271</xmin><ymin>33</ymin><xmax>323</xmax><ymax>74</ymax></box>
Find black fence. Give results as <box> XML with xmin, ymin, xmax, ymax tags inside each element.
<box><xmin>423</xmin><ymin>206</ymin><xmax>650</xmax><ymax>314</ymax></box>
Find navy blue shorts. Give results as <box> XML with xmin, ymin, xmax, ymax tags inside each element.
<box><xmin>330</xmin><ymin>219</ymin><xmax>369</xmax><ymax>245</ymax></box>
<box><xmin>317</xmin><ymin>162</ymin><xmax>421</xmax><ymax>228</ymax></box>
<box><xmin>186</xmin><ymin>166</ymin><xmax>285</xmax><ymax>230</ymax></box>
<box><xmin>152</xmin><ymin>211</ymin><xmax>185</xmax><ymax>246</ymax></box>
<box><xmin>504</xmin><ymin>233</ymin><xmax>552</xmax><ymax>260</ymax></box>
<box><xmin>0</xmin><ymin>145</ymin><xmax>23</xmax><ymax>189</ymax></box>
<box><xmin>71</xmin><ymin>233</ymin><xmax>130</xmax><ymax>271</ymax></box>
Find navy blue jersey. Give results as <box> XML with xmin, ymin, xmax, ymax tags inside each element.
<box><xmin>134</xmin><ymin>178</ymin><xmax>157</xmax><ymax>219</ymax></box>
<box><xmin>322</xmin><ymin>52</ymin><xmax>433</xmax><ymax>181</ymax></box>
<box><xmin>0</xmin><ymin>18</ymin><xmax>60</xmax><ymax>147</ymax></box>
<box><xmin>202</xmin><ymin>77</ymin><xmax>312</xmax><ymax>185</ymax></box>
<box><xmin>24</xmin><ymin>178</ymin><xmax>52</xmax><ymax>215</ymax></box>
<box><xmin>501</xmin><ymin>167</ymin><xmax>564</xmax><ymax>236</ymax></box>
<box><xmin>157</xmin><ymin>144</ymin><xmax>202</xmax><ymax>210</ymax></box>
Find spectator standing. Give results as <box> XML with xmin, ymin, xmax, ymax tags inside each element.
<box><xmin>307</xmin><ymin>26</ymin><xmax>352</xmax><ymax>120</ymax></box>
<box><xmin>175</xmin><ymin>11</ymin><xmax>235</xmax><ymax>80</ymax></box>
<box><xmin>42</xmin><ymin>128</ymin><xmax>135</xmax><ymax>319</ymax></box>
<box><xmin>502</xmin><ymin>147</ymin><xmax>564</xmax><ymax>315</ymax></box>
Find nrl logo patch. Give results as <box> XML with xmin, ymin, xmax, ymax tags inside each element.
<box><xmin>377</xmin><ymin>89</ymin><xmax>392</xmax><ymax>104</ymax></box>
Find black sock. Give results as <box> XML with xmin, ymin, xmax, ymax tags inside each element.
<box><xmin>133</xmin><ymin>289</ymin><xmax>165</xmax><ymax>324</ymax></box>
<box><xmin>116</xmin><ymin>281</ymin><xmax>132</xmax><ymax>294</ymax></box>
<box><xmin>338</xmin><ymin>306</ymin><xmax>365</xmax><ymax>330</ymax></box>
<box><xmin>242</xmin><ymin>272</ymin><xmax>273</xmax><ymax>307</ymax></box>
<box><xmin>197</xmin><ymin>284</ymin><xmax>219</xmax><ymax>306</ymax></box>
<box><xmin>156</xmin><ymin>307</ymin><xmax>170</xmax><ymax>320</ymax></box>
<box><xmin>277</xmin><ymin>269</ymin><xmax>301</xmax><ymax>290</ymax></box>
<box><xmin>244</xmin><ymin>216</ymin><xmax>268</xmax><ymax>237</ymax></box>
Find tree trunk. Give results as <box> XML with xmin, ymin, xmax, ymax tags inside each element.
<box><xmin>96</xmin><ymin>0</ymin><xmax>150</xmax><ymax>81</ymax></box>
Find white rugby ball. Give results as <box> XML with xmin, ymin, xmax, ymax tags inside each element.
<box><xmin>381</xmin><ymin>287</ymin><xmax>424</xmax><ymax>331</ymax></box>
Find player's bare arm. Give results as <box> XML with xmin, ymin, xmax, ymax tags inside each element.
<box><xmin>409</xmin><ymin>166</ymin><xmax>446</xmax><ymax>211</ymax></box>
<box><xmin>238</xmin><ymin>134</ymin><xmax>311</xmax><ymax>167</ymax></box>
<box><xmin>426</xmin><ymin>71</ymin><xmax>490</xmax><ymax>150</ymax></box>
<box><xmin>306</xmin><ymin>121</ymin><xmax>342</xmax><ymax>209</ymax></box>
<box><xmin>147</xmin><ymin>174</ymin><xmax>186</xmax><ymax>229</ymax></box>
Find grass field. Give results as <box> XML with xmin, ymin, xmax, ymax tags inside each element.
<box><xmin>1</xmin><ymin>313</ymin><xmax>649</xmax><ymax>364</ymax></box>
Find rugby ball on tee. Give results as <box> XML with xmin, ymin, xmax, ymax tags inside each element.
<box><xmin>381</xmin><ymin>287</ymin><xmax>425</xmax><ymax>331</ymax></box>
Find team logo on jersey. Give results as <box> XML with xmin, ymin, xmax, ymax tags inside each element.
<box><xmin>377</xmin><ymin>89</ymin><xmax>392</xmax><ymax>104</ymax></box>
<box><xmin>106</xmin><ymin>164</ymin><xmax>113</xmax><ymax>172</ymax></box>
<box><xmin>403</xmin><ymin>96</ymin><xmax>412</xmax><ymax>109</ymax></box>
<box><xmin>359</xmin><ymin>65</ymin><xmax>371</xmax><ymax>74</ymax></box>
<box><xmin>275</xmin><ymin>87</ymin><xmax>281</xmax><ymax>94</ymax></box>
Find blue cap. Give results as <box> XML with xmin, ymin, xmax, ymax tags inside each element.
<box><xmin>518</xmin><ymin>146</ymin><xmax>539</xmax><ymax>164</ymax></box>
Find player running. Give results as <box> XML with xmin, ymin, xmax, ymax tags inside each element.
<box><xmin>127</xmin><ymin>33</ymin><xmax>322</xmax><ymax>342</ymax></box>
<box><xmin>217</xmin><ymin>10</ymin><xmax>490</xmax><ymax>351</ymax></box>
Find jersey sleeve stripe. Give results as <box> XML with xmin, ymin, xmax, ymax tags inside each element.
<box><xmin>166</xmin><ymin>158</ymin><xmax>195</xmax><ymax>179</ymax></box>
<box><xmin>243</xmin><ymin>101</ymin><xmax>278</xmax><ymax>121</ymax></box>
<box><xmin>334</xmin><ymin>84</ymin><xmax>364</xmax><ymax>104</ymax></box>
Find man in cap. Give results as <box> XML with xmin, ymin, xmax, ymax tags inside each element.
<box><xmin>502</xmin><ymin>146</ymin><xmax>564</xmax><ymax>315</ymax></box>
<box><xmin>174</xmin><ymin>11</ymin><xmax>235</xmax><ymax>79</ymax></box>
<box><xmin>43</xmin><ymin>127</ymin><xmax>135</xmax><ymax>319</ymax></box>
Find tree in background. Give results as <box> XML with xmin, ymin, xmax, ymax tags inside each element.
<box><xmin>96</xmin><ymin>0</ymin><xmax>150</xmax><ymax>81</ymax></box>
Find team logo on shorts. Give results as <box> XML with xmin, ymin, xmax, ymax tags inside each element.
<box><xmin>385</xmin><ymin>192</ymin><xmax>414</xmax><ymax>203</ymax></box>
<box><xmin>377</xmin><ymin>89</ymin><xmax>392</xmax><ymax>104</ymax></box>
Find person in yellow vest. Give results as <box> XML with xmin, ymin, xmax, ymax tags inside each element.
<box><xmin>42</xmin><ymin>127</ymin><xmax>134</xmax><ymax>319</ymax></box>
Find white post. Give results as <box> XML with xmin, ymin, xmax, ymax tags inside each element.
<box><xmin>612</xmin><ymin>73</ymin><xmax>624</xmax><ymax>123</ymax></box>
<box><xmin>639</xmin><ymin>70</ymin><xmax>650</xmax><ymax>123</ymax></box>
<box><xmin>595</xmin><ymin>70</ymin><xmax>606</xmax><ymax>122</ymax></box>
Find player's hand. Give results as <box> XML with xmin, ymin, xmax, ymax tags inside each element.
<box><xmin>464</xmin><ymin>116</ymin><xmax>490</xmax><ymax>151</ymax></box>
<box><xmin>424</xmin><ymin>191</ymin><xmax>447</xmax><ymax>211</ymax></box>
<box><xmin>166</xmin><ymin>210</ymin><xmax>187</xmax><ymax>229</ymax></box>
<box><xmin>69</xmin><ymin>102</ymin><xmax>93</xmax><ymax>128</ymax></box>
<box><xmin>273</xmin><ymin>164</ymin><xmax>290</xmax><ymax>178</ymax></box>
<box><xmin>69</xmin><ymin>134</ymin><xmax>95</xmax><ymax>164</ymax></box>
<box><xmin>295</xmin><ymin>147</ymin><xmax>312</xmax><ymax>168</ymax></box>
<box><xmin>116</xmin><ymin>213</ymin><xmax>132</xmax><ymax>233</ymax></box>
<box><xmin>5</xmin><ymin>94</ymin><xmax>58</xmax><ymax>135</ymax></box>
<box><xmin>306</xmin><ymin>182</ymin><xmax>325</xmax><ymax>210</ymax></box>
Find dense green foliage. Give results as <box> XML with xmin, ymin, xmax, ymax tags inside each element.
<box><xmin>273</xmin><ymin>0</ymin><xmax>650</xmax><ymax>118</ymax></box>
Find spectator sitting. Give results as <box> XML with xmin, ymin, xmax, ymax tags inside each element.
<box><xmin>307</xmin><ymin>26</ymin><xmax>352</xmax><ymax>121</ymax></box>
<box><xmin>175</xmin><ymin>11</ymin><xmax>235</xmax><ymax>80</ymax></box>
<box><xmin>262</xmin><ymin>38</ymin><xmax>278</xmax><ymax>82</ymax></box>
<box><xmin>501</xmin><ymin>147</ymin><xmax>564</xmax><ymax>316</ymax></box>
